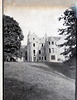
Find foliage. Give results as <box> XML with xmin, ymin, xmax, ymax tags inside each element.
<box><xmin>3</xmin><ymin>15</ymin><xmax>24</xmax><ymax>61</ymax></box>
<box><xmin>58</xmin><ymin>8</ymin><xmax>76</xmax><ymax>61</ymax></box>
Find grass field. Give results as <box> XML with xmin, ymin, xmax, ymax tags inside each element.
<box><xmin>4</xmin><ymin>62</ymin><xmax>75</xmax><ymax>100</ymax></box>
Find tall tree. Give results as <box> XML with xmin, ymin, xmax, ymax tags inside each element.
<box><xmin>58</xmin><ymin>8</ymin><xmax>76</xmax><ymax>62</ymax></box>
<box><xmin>75</xmin><ymin>17</ymin><xmax>77</xmax><ymax>100</ymax></box>
<box><xmin>3</xmin><ymin>15</ymin><xmax>24</xmax><ymax>61</ymax></box>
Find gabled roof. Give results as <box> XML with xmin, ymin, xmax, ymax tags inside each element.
<box><xmin>31</xmin><ymin>33</ymin><xmax>38</xmax><ymax>38</ymax></box>
<box><xmin>47</xmin><ymin>36</ymin><xmax>61</xmax><ymax>41</ymax></box>
<box><xmin>53</xmin><ymin>37</ymin><xmax>61</xmax><ymax>41</ymax></box>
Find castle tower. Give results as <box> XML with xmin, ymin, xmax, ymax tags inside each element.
<box><xmin>27</xmin><ymin>31</ymin><xmax>31</xmax><ymax>43</ymax></box>
<box><xmin>45</xmin><ymin>33</ymin><xmax>47</xmax><ymax>43</ymax></box>
<box><xmin>44</xmin><ymin>33</ymin><xmax>48</xmax><ymax>61</ymax></box>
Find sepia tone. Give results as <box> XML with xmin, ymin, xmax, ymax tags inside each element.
<box><xmin>3</xmin><ymin>0</ymin><xmax>76</xmax><ymax>100</ymax></box>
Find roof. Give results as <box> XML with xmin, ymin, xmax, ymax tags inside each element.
<box><xmin>53</xmin><ymin>37</ymin><xmax>61</xmax><ymax>41</ymax></box>
<box><xmin>47</xmin><ymin>36</ymin><xmax>61</xmax><ymax>41</ymax></box>
<box><xmin>39</xmin><ymin>37</ymin><xmax>45</xmax><ymax>44</ymax></box>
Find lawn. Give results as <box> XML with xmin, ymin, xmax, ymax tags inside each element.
<box><xmin>4</xmin><ymin>62</ymin><xmax>75</xmax><ymax>100</ymax></box>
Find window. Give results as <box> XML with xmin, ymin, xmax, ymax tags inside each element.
<box><xmin>51</xmin><ymin>55</ymin><xmax>55</xmax><ymax>60</ymax></box>
<box><xmin>39</xmin><ymin>57</ymin><xmax>41</xmax><ymax>60</ymax></box>
<box><xmin>52</xmin><ymin>48</ymin><xmax>54</xmax><ymax>53</ymax></box>
<box><xmin>33</xmin><ymin>38</ymin><xmax>35</xmax><ymax>40</ymax></box>
<box><xmin>49</xmin><ymin>42</ymin><xmax>50</xmax><ymax>45</ymax></box>
<box><xmin>33</xmin><ymin>50</ymin><xmax>35</xmax><ymax>54</ymax></box>
<box><xmin>33</xmin><ymin>57</ymin><xmax>36</xmax><ymax>61</ymax></box>
<box><xmin>45</xmin><ymin>56</ymin><xmax>46</xmax><ymax>60</ymax></box>
<box><xmin>39</xmin><ymin>50</ymin><xmax>41</xmax><ymax>54</ymax></box>
<box><xmin>33</xmin><ymin>43</ymin><xmax>35</xmax><ymax>47</ymax></box>
<box><xmin>42</xmin><ymin>44</ymin><xmax>43</xmax><ymax>47</ymax></box>
<box><xmin>52</xmin><ymin>41</ymin><xmax>54</xmax><ymax>45</ymax></box>
<box><xmin>49</xmin><ymin>48</ymin><xmax>51</xmax><ymax>53</ymax></box>
<box><xmin>42</xmin><ymin>57</ymin><xmax>43</xmax><ymax>60</ymax></box>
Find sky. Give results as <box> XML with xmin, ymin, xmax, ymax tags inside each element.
<box><xmin>4</xmin><ymin>0</ymin><xmax>76</xmax><ymax>45</ymax></box>
<box><xmin>4</xmin><ymin>0</ymin><xmax>75</xmax><ymax>7</ymax></box>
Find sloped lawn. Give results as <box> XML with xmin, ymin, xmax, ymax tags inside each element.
<box><xmin>4</xmin><ymin>62</ymin><xmax>75</xmax><ymax>100</ymax></box>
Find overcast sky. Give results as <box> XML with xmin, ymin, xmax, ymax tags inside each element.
<box><xmin>4</xmin><ymin>0</ymin><xmax>75</xmax><ymax>7</ymax></box>
<box><xmin>4</xmin><ymin>0</ymin><xmax>76</xmax><ymax>45</ymax></box>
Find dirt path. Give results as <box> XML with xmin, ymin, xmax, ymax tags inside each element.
<box><xmin>4</xmin><ymin>62</ymin><xmax>75</xmax><ymax>100</ymax></box>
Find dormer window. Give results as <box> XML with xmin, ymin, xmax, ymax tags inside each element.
<box><xmin>33</xmin><ymin>38</ymin><xmax>35</xmax><ymax>40</ymax></box>
<box><xmin>52</xmin><ymin>41</ymin><xmax>54</xmax><ymax>45</ymax></box>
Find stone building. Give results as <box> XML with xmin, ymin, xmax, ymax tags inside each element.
<box><xmin>26</xmin><ymin>32</ymin><xmax>64</xmax><ymax>62</ymax></box>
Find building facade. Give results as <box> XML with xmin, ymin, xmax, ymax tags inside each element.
<box><xmin>26</xmin><ymin>32</ymin><xmax>64</xmax><ymax>62</ymax></box>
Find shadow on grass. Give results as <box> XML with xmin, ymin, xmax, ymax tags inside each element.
<box><xmin>31</xmin><ymin>62</ymin><xmax>76</xmax><ymax>79</ymax></box>
<box><xmin>45</xmin><ymin>62</ymin><xmax>76</xmax><ymax>79</ymax></box>
<box><xmin>4</xmin><ymin>78</ymin><xmax>50</xmax><ymax>100</ymax></box>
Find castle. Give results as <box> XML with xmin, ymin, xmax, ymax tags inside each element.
<box><xmin>20</xmin><ymin>32</ymin><xmax>64</xmax><ymax>62</ymax></box>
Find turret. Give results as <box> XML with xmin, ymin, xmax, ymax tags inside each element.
<box><xmin>44</xmin><ymin>33</ymin><xmax>48</xmax><ymax>58</ymax></box>
<box><xmin>27</xmin><ymin>31</ymin><xmax>31</xmax><ymax>44</ymax></box>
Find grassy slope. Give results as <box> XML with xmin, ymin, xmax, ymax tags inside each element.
<box><xmin>45</xmin><ymin>62</ymin><xmax>76</xmax><ymax>79</ymax></box>
<box><xmin>4</xmin><ymin>62</ymin><xmax>75</xmax><ymax>100</ymax></box>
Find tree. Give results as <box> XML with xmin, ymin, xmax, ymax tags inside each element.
<box><xmin>75</xmin><ymin>6</ymin><xmax>77</xmax><ymax>100</ymax></box>
<box><xmin>3</xmin><ymin>15</ymin><xmax>24</xmax><ymax>61</ymax></box>
<box><xmin>58</xmin><ymin>8</ymin><xmax>76</xmax><ymax>62</ymax></box>
<box><xmin>58</xmin><ymin>8</ymin><xmax>77</xmax><ymax>100</ymax></box>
